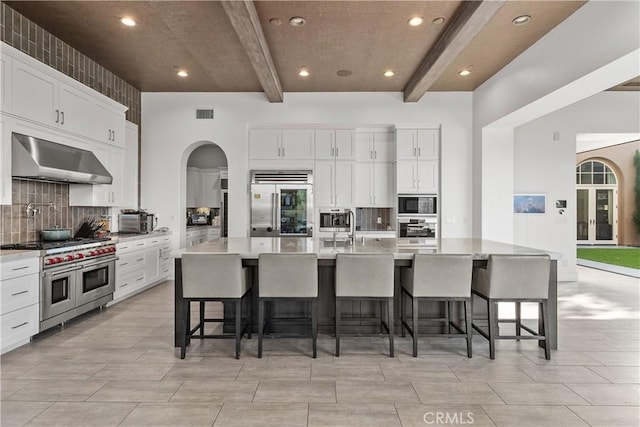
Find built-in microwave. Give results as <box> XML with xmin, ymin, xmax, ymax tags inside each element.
<box><xmin>398</xmin><ymin>195</ymin><xmax>437</xmax><ymax>215</ymax></box>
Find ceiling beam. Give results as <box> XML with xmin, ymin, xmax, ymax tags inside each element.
<box><xmin>404</xmin><ymin>0</ymin><xmax>505</xmax><ymax>102</ymax></box>
<box><xmin>221</xmin><ymin>0</ymin><xmax>283</xmax><ymax>102</ymax></box>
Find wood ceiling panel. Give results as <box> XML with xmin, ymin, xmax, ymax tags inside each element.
<box><xmin>429</xmin><ymin>0</ymin><xmax>587</xmax><ymax>91</ymax></box>
<box><xmin>5</xmin><ymin>1</ymin><xmax>263</xmax><ymax>91</ymax></box>
<box><xmin>255</xmin><ymin>1</ymin><xmax>462</xmax><ymax>91</ymax></box>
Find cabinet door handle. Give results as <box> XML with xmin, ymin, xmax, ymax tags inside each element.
<box><xmin>374</xmin><ymin>151</ymin><xmax>377</xmax><ymax>160</ymax></box>
<box><xmin>55</xmin><ymin>110</ymin><xmax>60</xmax><ymax>123</ymax></box>
<box><xmin>60</xmin><ymin>111</ymin><xmax>65</xmax><ymax>125</ymax></box>
<box><xmin>418</xmin><ymin>147</ymin><xmax>421</xmax><ymax>156</ymax></box>
<box><xmin>331</xmin><ymin>147</ymin><xmax>335</xmax><ymax>157</ymax></box>
<box><xmin>282</xmin><ymin>147</ymin><xmax>285</xmax><ymax>157</ymax></box>
<box><xmin>11</xmin><ymin>265</ymin><xmax>29</xmax><ymax>271</ymax></box>
<box><xmin>413</xmin><ymin>147</ymin><xmax>416</xmax><ymax>156</ymax></box>
<box><xmin>11</xmin><ymin>290</ymin><xmax>29</xmax><ymax>297</ymax></box>
<box><xmin>335</xmin><ymin>147</ymin><xmax>339</xmax><ymax>157</ymax></box>
<box><xmin>112</xmin><ymin>130</ymin><xmax>115</xmax><ymax>141</ymax></box>
<box><xmin>11</xmin><ymin>322</ymin><xmax>29</xmax><ymax>330</ymax></box>
<box><xmin>370</xmin><ymin>151</ymin><xmax>373</xmax><ymax>160</ymax></box>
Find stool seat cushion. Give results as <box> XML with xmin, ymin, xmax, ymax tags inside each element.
<box><xmin>258</xmin><ymin>253</ymin><xmax>318</xmax><ymax>298</ymax></box>
<box><xmin>402</xmin><ymin>254</ymin><xmax>472</xmax><ymax>298</ymax></box>
<box><xmin>335</xmin><ymin>254</ymin><xmax>394</xmax><ymax>297</ymax></box>
<box><xmin>472</xmin><ymin>254</ymin><xmax>550</xmax><ymax>300</ymax></box>
<box><xmin>182</xmin><ymin>253</ymin><xmax>249</xmax><ymax>299</ymax></box>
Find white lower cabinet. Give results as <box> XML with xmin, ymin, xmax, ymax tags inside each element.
<box><xmin>113</xmin><ymin>234</ymin><xmax>173</xmax><ymax>303</ymax></box>
<box><xmin>1</xmin><ymin>255</ymin><xmax>40</xmax><ymax>354</ymax></box>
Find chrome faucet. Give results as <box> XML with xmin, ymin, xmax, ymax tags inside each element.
<box><xmin>25</xmin><ymin>202</ymin><xmax>55</xmax><ymax>218</ymax></box>
<box><xmin>348</xmin><ymin>209</ymin><xmax>355</xmax><ymax>246</ymax></box>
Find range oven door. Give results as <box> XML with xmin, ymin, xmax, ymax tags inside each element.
<box><xmin>76</xmin><ymin>258</ymin><xmax>115</xmax><ymax>307</ymax></box>
<box><xmin>42</xmin><ymin>266</ymin><xmax>79</xmax><ymax>320</ymax></box>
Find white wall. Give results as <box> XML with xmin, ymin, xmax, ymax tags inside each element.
<box><xmin>514</xmin><ymin>91</ymin><xmax>640</xmax><ymax>281</ymax></box>
<box><xmin>141</xmin><ymin>92</ymin><xmax>472</xmax><ymax>246</ymax></box>
<box><xmin>471</xmin><ymin>0</ymin><xmax>640</xmax><ymax>281</ymax></box>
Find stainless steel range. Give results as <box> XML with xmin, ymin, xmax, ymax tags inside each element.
<box><xmin>2</xmin><ymin>239</ymin><xmax>117</xmax><ymax>331</ymax></box>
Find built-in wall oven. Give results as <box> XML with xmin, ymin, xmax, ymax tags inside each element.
<box><xmin>40</xmin><ymin>242</ymin><xmax>116</xmax><ymax>331</ymax></box>
<box><xmin>397</xmin><ymin>217</ymin><xmax>438</xmax><ymax>246</ymax></box>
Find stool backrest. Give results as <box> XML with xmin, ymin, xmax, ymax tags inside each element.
<box><xmin>335</xmin><ymin>253</ymin><xmax>395</xmax><ymax>297</ymax></box>
<box><xmin>182</xmin><ymin>253</ymin><xmax>246</xmax><ymax>298</ymax></box>
<box><xmin>411</xmin><ymin>254</ymin><xmax>472</xmax><ymax>297</ymax></box>
<box><xmin>258</xmin><ymin>253</ymin><xmax>318</xmax><ymax>298</ymax></box>
<box><xmin>486</xmin><ymin>254</ymin><xmax>551</xmax><ymax>299</ymax></box>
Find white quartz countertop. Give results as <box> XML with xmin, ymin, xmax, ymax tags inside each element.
<box><xmin>174</xmin><ymin>237</ymin><xmax>560</xmax><ymax>260</ymax></box>
<box><xmin>0</xmin><ymin>249</ymin><xmax>40</xmax><ymax>262</ymax></box>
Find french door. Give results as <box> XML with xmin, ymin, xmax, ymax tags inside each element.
<box><xmin>576</xmin><ymin>187</ymin><xmax>617</xmax><ymax>244</ymax></box>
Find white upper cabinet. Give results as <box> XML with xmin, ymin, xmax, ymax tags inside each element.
<box><xmin>122</xmin><ymin>121</ymin><xmax>139</xmax><ymax>208</ymax></box>
<box><xmin>186</xmin><ymin>168</ymin><xmax>202</xmax><ymax>207</ymax></box>
<box><xmin>249</xmin><ymin>128</ymin><xmax>314</xmax><ymax>161</ymax></box>
<box><xmin>355</xmin><ymin>162</ymin><xmax>394</xmax><ymax>207</ymax></box>
<box><xmin>2</xmin><ymin>43</ymin><xmax>127</xmax><ymax>146</ymax></box>
<box><xmin>315</xmin><ymin>129</ymin><xmax>355</xmax><ymax>160</ymax></box>
<box><xmin>356</xmin><ymin>131</ymin><xmax>394</xmax><ymax>162</ymax></box>
<box><xmin>396</xmin><ymin>128</ymin><xmax>439</xmax><ymax>160</ymax></box>
<box><xmin>69</xmin><ymin>143</ymin><xmax>125</xmax><ymax>207</ymax></box>
<box><xmin>315</xmin><ymin>160</ymin><xmax>355</xmax><ymax>207</ymax></box>
<box><xmin>200</xmin><ymin>169</ymin><xmax>221</xmax><ymax>207</ymax></box>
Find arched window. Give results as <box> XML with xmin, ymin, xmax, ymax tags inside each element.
<box><xmin>576</xmin><ymin>160</ymin><xmax>617</xmax><ymax>185</ymax></box>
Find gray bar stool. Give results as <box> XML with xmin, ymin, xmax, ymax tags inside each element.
<box><xmin>335</xmin><ymin>253</ymin><xmax>395</xmax><ymax>357</ymax></box>
<box><xmin>258</xmin><ymin>253</ymin><xmax>318</xmax><ymax>358</ymax></box>
<box><xmin>471</xmin><ymin>254</ymin><xmax>551</xmax><ymax>360</ymax></box>
<box><xmin>401</xmin><ymin>254</ymin><xmax>473</xmax><ymax>357</ymax></box>
<box><xmin>180</xmin><ymin>253</ymin><xmax>252</xmax><ymax>360</ymax></box>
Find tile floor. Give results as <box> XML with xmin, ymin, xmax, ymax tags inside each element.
<box><xmin>1</xmin><ymin>266</ymin><xmax>638</xmax><ymax>426</ymax></box>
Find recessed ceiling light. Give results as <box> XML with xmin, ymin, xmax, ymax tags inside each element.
<box><xmin>298</xmin><ymin>68</ymin><xmax>309</xmax><ymax>77</ymax></box>
<box><xmin>408</xmin><ymin>16</ymin><xmax>424</xmax><ymax>26</ymax></box>
<box><xmin>432</xmin><ymin>17</ymin><xmax>445</xmax><ymax>25</ymax></box>
<box><xmin>383</xmin><ymin>70</ymin><xmax>395</xmax><ymax>77</ymax></box>
<box><xmin>120</xmin><ymin>17</ymin><xmax>136</xmax><ymax>27</ymax></box>
<box><xmin>458</xmin><ymin>69</ymin><xmax>471</xmax><ymax>76</ymax></box>
<box><xmin>512</xmin><ymin>15</ymin><xmax>531</xmax><ymax>25</ymax></box>
<box><xmin>289</xmin><ymin>16</ymin><xmax>306</xmax><ymax>26</ymax></box>
<box><xmin>337</xmin><ymin>69</ymin><xmax>352</xmax><ymax>77</ymax></box>
<box><xmin>176</xmin><ymin>70</ymin><xmax>188</xmax><ymax>77</ymax></box>
<box><xmin>269</xmin><ymin>18</ymin><xmax>281</xmax><ymax>26</ymax></box>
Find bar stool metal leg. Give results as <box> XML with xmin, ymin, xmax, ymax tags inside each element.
<box><xmin>464</xmin><ymin>299</ymin><xmax>472</xmax><ymax>358</ymax></box>
<box><xmin>541</xmin><ymin>300</ymin><xmax>550</xmax><ymax>360</ymax></box>
<box><xmin>199</xmin><ymin>301</ymin><xmax>205</xmax><ymax>338</ymax></box>
<box><xmin>412</xmin><ymin>295</ymin><xmax>418</xmax><ymax>357</ymax></box>
<box><xmin>515</xmin><ymin>301</ymin><xmax>522</xmax><ymax>339</ymax></box>
<box><xmin>258</xmin><ymin>300</ymin><xmax>265</xmax><ymax>358</ymax></box>
<box><xmin>335</xmin><ymin>299</ymin><xmax>341</xmax><ymax>357</ymax></box>
<box><xmin>387</xmin><ymin>297</ymin><xmax>394</xmax><ymax>358</ymax></box>
<box><xmin>312</xmin><ymin>299</ymin><xmax>318</xmax><ymax>358</ymax></box>
<box><xmin>488</xmin><ymin>300</ymin><xmax>497</xmax><ymax>360</ymax></box>
<box><xmin>181</xmin><ymin>299</ymin><xmax>189</xmax><ymax>359</ymax></box>
<box><xmin>247</xmin><ymin>290</ymin><xmax>252</xmax><ymax>339</ymax></box>
<box><xmin>401</xmin><ymin>291</ymin><xmax>406</xmax><ymax>338</ymax></box>
<box><xmin>235</xmin><ymin>299</ymin><xmax>241</xmax><ymax>359</ymax></box>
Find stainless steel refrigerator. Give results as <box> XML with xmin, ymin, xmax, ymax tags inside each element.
<box><xmin>250</xmin><ymin>170</ymin><xmax>313</xmax><ymax>237</ymax></box>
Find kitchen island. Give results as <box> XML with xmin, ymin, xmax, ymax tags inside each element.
<box><xmin>173</xmin><ymin>238</ymin><xmax>559</xmax><ymax>349</ymax></box>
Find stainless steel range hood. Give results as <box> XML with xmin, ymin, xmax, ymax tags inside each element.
<box><xmin>12</xmin><ymin>133</ymin><xmax>112</xmax><ymax>185</ymax></box>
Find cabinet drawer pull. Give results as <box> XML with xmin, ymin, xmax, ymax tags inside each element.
<box><xmin>11</xmin><ymin>290</ymin><xmax>29</xmax><ymax>297</ymax></box>
<box><xmin>120</xmin><ymin>262</ymin><xmax>129</xmax><ymax>266</ymax></box>
<box><xmin>136</xmin><ymin>243</ymin><xmax>144</xmax><ymax>247</ymax></box>
<box><xmin>136</xmin><ymin>258</ymin><xmax>144</xmax><ymax>262</ymax></box>
<box><xmin>136</xmin><ymin>277</ymin><xmax>144</xmax><ymax>282</ymax></box>
<box><xmin>11</xmin><ymin>322</ymin><xmax>29</xmax><ymax>330</ymax></box>
<box><xmin>121</xmin><ymin>283</ymin><xmax>129</xmax><ymax>288</ymax></box>
<box><xmin>11</xmin><ymin>265</ymin><xmax>30</xmax><ymax>271</ymax></box>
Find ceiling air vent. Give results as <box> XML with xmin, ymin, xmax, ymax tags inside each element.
<box><xmin>195</xmin><ymin>109</ymin><xmax>214</xmax><ymax>119</ymax></box>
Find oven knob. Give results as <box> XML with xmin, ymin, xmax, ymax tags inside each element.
<box><xmin>65</xmin><ymin>255</ymin><xmax>74</xmax><ymax>261</ymax></box>
<box><xmin>109</xmin><ymin>247</ymin><xmax>116</xmax><ymax>252</ymax></box>
<box><xmin>99</xmin><ymin>249</ymin><xmax>106</xmax><ymax>254</ymax></box>
<box><xmin>55</xmin><ymin>257</ymin><xmax>63</xmax><ymax>263</ymax></box>
<box><xmin>89</xmin><ymin>251</ymin><xmax>96</xmax><ymax>256</ymax></box>
<box><xmin>75</xmin><ymin>253</ymin><xmax>84</xmax><ymax>259</ymax></box>
<box><xmin>46</xmin><ymin>259</ymin><xmax>55</xmax><ymax>265</ymax></box>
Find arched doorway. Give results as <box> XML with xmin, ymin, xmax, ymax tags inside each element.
<box><xmin>185</xmin><ymin>143</ymin><xmax>228</xmax><ymax>244</ymax></box>
<box><xmin>576</xmin><ymin>160</ymin><xmax>618</xmax><ymax>244</ymax></box>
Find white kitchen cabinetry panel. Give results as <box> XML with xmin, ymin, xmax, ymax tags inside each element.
<box><xmin>1</xmin><ymin>273</ymin><xmax>39</xmax><ymax>315</ymax></box>
<box><xmin>315</xmin><ymin>160</ymin><xmax>354</xmax><ymax>207</ymax></box>
<box><xmin>417</xmin><ymin>160</ymin><xmax>439</xmax><ymax>193</ymax></box>
<box><xmin>249</xmin><ymin>128</ymin><xmax>314</xmax><ymax>161</ymax></box>
<box><xmin>58</xmin><ymin>82</ymin><xmax>98</xmax><ymax>139</ymax></box>
<box><xmin>0</xmin><ymin>114</ymin><xmax>12</xmax><ymax>205</ymax></box>
<box><xmin>200</xmin><ymin>170</ymin><xmax>220</xmax><ymax>207</ymax></box>
<box><xmin>186</xmin><ymin>229</ymin><xmax>207</xmax><ymax>247</ymax></box>
<box><xmin>396</xmin><ymin>129</ymin><xmax>439</xmax><ymax>160</ymax></box>
<box><xmin>68</xmin><ymin>144</ymin><xmax>124</xmax><ymax>207</ymax></box>
<box><xmin>109</xmin><ymin>109</ymin><xmax>126</xmax><ymax>147</ymax></box>
<box><xmin>396</xmin><ymin>160</ymin><xmax>417</xmax><ymax>193</ymax></box>
<box><xmin>356</xmin><ymin>132</ymin><xmax>393</xmax><ymax>162</ymax></box>
<box><xmin>1</xmin><ymin>304</ymin><xmax>39</xmax><ymax>354</ymax></box>
<box><xmin>1</xmin><ymin>253</ymin><xmax>40</xmax><ymax>354</ymax></box>
<box><xmin>11</xmin><ymin>56</ymin><xmax>58</xmax><ymax>127</ymax></box>
<box><xmin>315</xmin><ymin>129</ymin><xmax>355</xmax><ymax>160</ymax></box>
<box><xmin>249</xmin><ymin>129</ymin><xmax>281</xmax><ymax>160</ymax></box>
<box><xmin>122</xmin><ymin>121</ymin><xmax>139</xmax><ymax>208</ymax></box>
<box><xmin>186</xmin><ymin>168</ymin><xmax>202</xmax><ymax>207</ymax></box>
<box><xmin>396</xmin><ymin>159</ymin><xmax>438</xmax><ymax>193</ymax></box>
<box><xmin>1</xmin><ymin>53</ymin><xmax>11</xmax><ymax>113</ymax></box>
<box><xmin>282</xmin><ymin>129</ymin><xmax>314</xmax><ymax>160</ymax></box>
<box><xmin>112</xmin><ymin>234</ymin><xmax>172</xmax><ymax>304</ymax></box>
<box><xmin>355</xmin><ymin>162</ymin><xmax>393</xmax><ymax>207</ymax></box>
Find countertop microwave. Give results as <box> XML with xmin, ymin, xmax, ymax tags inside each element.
<box><xmin>398</xmin><ymin>195</ymin><xmax>437</xmax><ymax>215</ymax></box>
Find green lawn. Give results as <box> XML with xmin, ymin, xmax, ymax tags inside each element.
<box><xmin>577</xmin><ymin>248</ymin><xmax>640</xmax><ymax>269</ymax></box>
